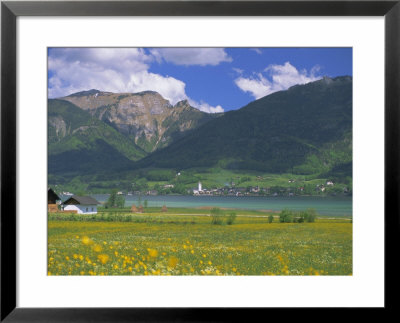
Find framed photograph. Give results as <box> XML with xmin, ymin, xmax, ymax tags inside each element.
<box><xmin>1</xmin><ymin>0</ymin><xmax>399</xmax><ymax>320</ymax></box>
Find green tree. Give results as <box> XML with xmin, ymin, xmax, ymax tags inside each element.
<box><xmin>106</xmin><ymin>190</ymin><xmax>125</xmax><ymax>208</ymax></box>
<box><xmin>116</xmin><ymin>195</ymin><xmax>125</xmax><ymax>208</ymax></box>
<box><xmin>135</xmin><ymin>178</ymin><xmax>148</xmax><ymax>192</ymax></box>
<box><xmin>297</xmin><ymin>214</ymin><xmax>305</xmax><ymax>223</ymax></box>
<box><xmin>303</xmin><ymin>208</ymin><xmax>317</xmax><ymax>222</ymax></box>
<box><xmin>268</xmin><ymin>215</ymin><xmax>274</xmax><ymax>223</ymax></box>
<box><xmin>226</xmin><ymin>212</ymin><xmax>237</xmax><ymax>225</ymax></box>
<box><xmin>210</xmin><ymin>207</ymin><xmax>224</xmax><ymax>225</ymax></box>
<box><xmin>279</xmin><ymin>209</ymin><xmax>293</xmax><ymax>223</ymax></box>
<box><xmin>105</xmin><ymin>190</ymin><xmax>117</xmax><ymax>208</ymax></box>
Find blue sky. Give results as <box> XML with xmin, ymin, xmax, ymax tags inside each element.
<box><xmin>48</xmin><ymin>47</ymin><xmax>352</xmax><ymax>113</ymax></box>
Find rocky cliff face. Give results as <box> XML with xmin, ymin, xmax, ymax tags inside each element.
<box><xmin>61</xmin><ymin>90</ymin><xmax>219</xmax><ymax>152</ymax></box>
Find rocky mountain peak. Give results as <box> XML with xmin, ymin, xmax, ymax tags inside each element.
<box><xmin>174</xmin><ymin>99</ymin><xmax>192</xmax><ymax>109</ymax></box>
<box><xmin>58</xmin><ymin>89</ymin><xmax>218</xmax><ymax>153</ymax></box>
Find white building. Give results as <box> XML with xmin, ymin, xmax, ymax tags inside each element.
<box><xmin>193</xmin><ymin>182</ymin><xmax>204</xmax><ymax>195</ymax></box>
<box><xmin>63</xmin><ymin>195</ymin><xmax>100</xmax><ymax>214</ymax></box>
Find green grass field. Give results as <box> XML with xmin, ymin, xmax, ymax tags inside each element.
<box><xmin>48</xmin><ymin>208</ymin><xmax>352</xmax><ymax>276</ymax></box>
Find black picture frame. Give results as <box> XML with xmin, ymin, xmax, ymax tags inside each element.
<box><xmin>1</xmin><ymin>0</ymin><xmax>399</xmax><ymax>321</ymax></box>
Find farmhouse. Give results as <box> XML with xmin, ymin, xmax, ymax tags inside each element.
<box><xmin>62</xmin><ymin>195</ymin><xmax>100</xmax><ymax>214</ymax></box>
<box><xmin>48</xmin><ymin>188</ymin><xmax>61</xmax><ymax>212</ymax></box>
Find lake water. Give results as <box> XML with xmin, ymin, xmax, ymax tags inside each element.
<box><xmin>82</xmin><ymin>195</ymin><xmax>352</xmax><ymax>217</ymax></box>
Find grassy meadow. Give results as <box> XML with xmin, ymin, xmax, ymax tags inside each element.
<box><xmin>48</xmin><ymin>208</ymin><xmax>352</xmax><ymax>276</ymax></box>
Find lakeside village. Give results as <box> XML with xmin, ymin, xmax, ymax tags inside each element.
<box><xmin>60</xmin><ymin>179</ymin><xmax>350</xmax><ymax>198</ymax></box>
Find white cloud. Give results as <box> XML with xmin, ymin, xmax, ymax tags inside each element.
<box><xmin>125</xmin><ymin>72</ymin><xmax>187</xmax><ymax>105</ymax></box>
<box><xmin>48</xmin><ymin>48</ymin><xmax>225</xmax><ymax>112</ymax></box>
<box><xmin>188</xmin><ymin>99</ymin><xmax>224</xmax><ymax>114</ymax></box>
<box><xmin>234</xmin><ymin>62</ymin><xmax>322</xmax><ymax>99</ymax></box>
<box><xmin>234</xmin><ymin>74</ymin><xmax>272</xmax><ymax>100</ymax></box>
<box><xmin>310</xmin><ymin>64</ymin><xmax>322</xmax><ymax>76</ymax></box>
<box><xmin>48</xmin><ymin>48</ymin><xmax>154</xmax><ymax>98</ymax></box>
<box><xmin>232</xmin><ymin>67</ymin><xmax>244</xmax><ymax>75</ymax></box>
<box><xmin>49</xmin><ymin>48</ymin><xmax>151</xmax><ymax>75</ymax></box>
<box><xmin>250</xmin><ymin>48</ymin><xmax>263</xmax><ymax>55</ymax></box>
<box><xmin>149</xmin><ymin>48</ymin><xmax>232</xmax><ymax>66</ymax></box>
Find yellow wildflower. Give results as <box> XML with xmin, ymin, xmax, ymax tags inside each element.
<box><xmin>168</xmin><ymin>256</ymin><xmax>178</xmax><ymax>268</ymax></box>
<box><xmin>81</xmin><ymin>236</ymin><xmax>92</xmax><ymax>245</ymax></box>
<box><xmin>148</xmin><ymin>248</ymin><xmax>158</xmax><ymax>258</ymax></box>
<box><xmin>97</xmin><ymin>254</ymin><xmax>109</xmax><ymax>264</ymax></box>
<box><xmin>93</xmin><ymin>245</ymin><xmax>102</xmax><ymax>253</ymax></box>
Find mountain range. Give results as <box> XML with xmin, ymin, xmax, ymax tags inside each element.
<box><xmin>137</xmin><ymin>76</ymin><xmax>352</xmax><ymax>174</ymax></box>
<box><xmin>48</xmin><ymin>76</ymin><xmax>352</xmax><ymax>188</ymax></box>
<box><xmin>61</xmin><ymin>89</ymin><xmax>220</xmax><ymax>152</ymax></box>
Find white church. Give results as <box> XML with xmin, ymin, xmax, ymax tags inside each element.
<box><xmin>193</xmin><ymin>182</ymin><xmax>204</xmax><ymax>195</ymax></box>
